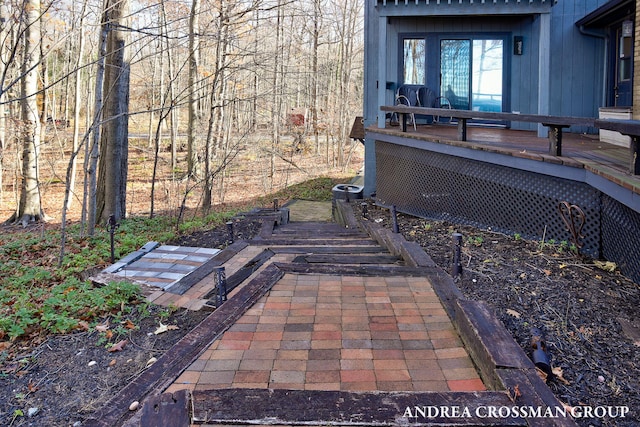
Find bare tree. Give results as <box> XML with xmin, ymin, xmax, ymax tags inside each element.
<box><xmin>10</xmin><ymin>0</ymin><xmax>45</xmax><ymax>225</ymax></box>
<box><xmin>187</xmin><ymin>0</ymin><xmax>201</xmax><ymax>178</ymax></box>
<box><xmin>83</xmin><ymin>10</ymin><xmax>108</xmax><ymax>236</ymax></box>
<box><xmin>66</xmin><ymin>0</ymin><xmax>89</xmax><ymax>210</ymax></box>
<box><xmin>96</xmin><ymin>0</ymin><xmax>130</xmax><ymax>224</ymax></box>
<box><xmin>0</xmin><ymin>0</ymin><xmax>9</xmax><ymax>206</ymax></box>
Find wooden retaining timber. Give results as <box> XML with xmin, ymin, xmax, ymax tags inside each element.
<box><xmin>455</xmin><ymin>300</ymin><xmax>536</xmax><ymax>391</ymax></box>
<box><xmin>190</xmin><ymin>388</ymin><xmax>524</xmax><ymax>426</ymax></box>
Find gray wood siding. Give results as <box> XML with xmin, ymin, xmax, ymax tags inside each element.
<box><xmin>549</xmin><ymin>0</ymin><xmax>608</xmax><ymax>119</ymax></box>
<box><xmin>366</xmin><ymin>0</ymin><xmax>611</xmax><ymax>125</ymax></box>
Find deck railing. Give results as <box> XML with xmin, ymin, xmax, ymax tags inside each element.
<box><xmin>379</xmin><ymin>105</ymin><xmax>640</xmax><ymax>175</ymax></box>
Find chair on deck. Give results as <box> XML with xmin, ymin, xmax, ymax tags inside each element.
<box><xmin>391</xmin><ymin>85</ymin><xmax>453</xmax><ymax>128</ymax></box>
<box><xmin>418</xmin><ymin>87</ymin><xmax>452</xmax><ymax>123</ymax></box>
<box><xmin>395</xmin><ymin>84</ymin><xmax>421</xmax><ymax>130</ymax></box>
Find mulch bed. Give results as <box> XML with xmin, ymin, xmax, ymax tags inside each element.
<box><xmin>354</xmin><ymin>200</ymin><xmax>639</xmax><ymax>427</ymax></box>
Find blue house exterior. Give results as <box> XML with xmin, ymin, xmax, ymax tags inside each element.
<box><xmin>363</xmin><ymin>0</ymin><xmax>618</xmax><ymax>196</ymax></box>
<box><xmin>362</xmin><ymin>1</ymin><xmax>640</xmax><ymax>283</ymax></box>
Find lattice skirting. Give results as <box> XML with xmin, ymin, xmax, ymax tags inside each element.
<box><xmin>375</xmin><ymin>141</ymin><xmax>640</xmax><ymax>284</ymax></box>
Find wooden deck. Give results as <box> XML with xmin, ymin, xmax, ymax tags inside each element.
<box><xmin>369</xmin><ymin>123</ymin><xmax>640</xmax><ymax>196</ymax></box>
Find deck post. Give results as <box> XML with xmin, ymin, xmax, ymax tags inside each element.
<box><xmin>631</xmin><ymin>136</ymin><xmax>639</xmax><ymax>175</ymax></box>
<box><xmin>546</xmin><ymin>125</ymin><xmax>563</xmax><ymax>156</ymax></box>
<box><xmin>457</xmin><ymin>118</ymin><xmax>468</xmax><ymax>141</ymax></box>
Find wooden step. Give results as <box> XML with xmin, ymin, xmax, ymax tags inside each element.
<box><xmin>293</xmin><ymin>253</ymin><xmax>402</xmax><ymax>265</ymax></box>
<box><xmin>251</xmin><ymin>238</ymin><xmax>379</xmax><ymax>246</ymax></box>
<box><xmin>190</xmin><ymin>388</ymin><xmax>525</xmax><ymax>426</ymax></box>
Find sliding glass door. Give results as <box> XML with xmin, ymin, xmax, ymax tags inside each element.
<box><xmin>440</xmin><ymin>40</ymin><xmax>471</xmax><ymax>110</ymax></box>
<box><xmin>440</xmin><ymin>38</ymin><xmax>504</xmax><ymax>112</ymax></box>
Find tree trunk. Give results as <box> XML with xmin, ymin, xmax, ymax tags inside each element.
<box><xmin>311</xmin><ymin>0</ymin><xmax>321</xmax><ymax>155</ymax></box>
<box><xmin>12</xmin><ymin>0</ymin><xmax>44</xmax><ymax>225</ymax></box>
<box><xmin>67</xmin><ymin>0</ymin><xmax>87</xmax><ymax>210</ymax></box>
<box><xmin>84</xmin><ymin>18</ymin><xmax>108</xmax><ymax>236</ymax></box>
<box><xmin>0</xmin><ymin>1</ymin><xmax>8</xmax><ymax>207</ymax></box>
<box><xmin>187</xmin><ymin>0</ymin><xmax>201</xmax><ymax>178</ymax></box>
<box><xmin>96</xmin><ymin>0</ymin><xmax>129</xmax><ymax>225</ymax></box>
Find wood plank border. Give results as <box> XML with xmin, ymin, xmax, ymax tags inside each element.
<box><xmin>455</xmin><ymin>299</ymin><xmax>535</xmax><ymax>390</ymax></box>
<box><xmin>191</xmin><ymin>388</ymin><xmax>524</xmax><ymax>426</ymax></box>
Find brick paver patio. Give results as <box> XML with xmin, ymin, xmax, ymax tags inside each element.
<box><xmin>166</xmin><ymin>272</ymin><xmax>485</xmax><ymax>393</ymax></box>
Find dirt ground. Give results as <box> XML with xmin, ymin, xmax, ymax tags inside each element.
<box><xmin>1</xmin><ymin>200</ymin><xmax>638</xmax><ymax>426</ymax></box>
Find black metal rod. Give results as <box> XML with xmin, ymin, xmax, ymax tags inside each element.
<box><xmin>110</xmin><ymin>232</ymin><xmax>115</xmax><ymax>263</ymax></box>
<box><xmin>452</xmin><ymin>232</ymin><xmax>463</xmax><ymax>278</ymax></box>
<box><xmin>361</xmin><ymin>202</ymin><xmax>368</xmax><ymax>219</ymax></box>
<box><xmin>215</xmin><ymin>267</ymin><xmax>228</xmax><ymax>306</ymax></box>
<box><xmin>226</xmin><ymin>221</ymin><xmax>234</xmax><ymax>244</ymax></box>
<box><xmin>108</xmin><ymin>214</ymin><xmax>119</xmax><ymax>263</ymax></box>
<box><xmin>531</xmin><ymin>327</ymin><xmax>552</xmax><ymax>378</ymax></box>
<box><xmin>390</xmin><ymin>205</ymin><xmax>399</xmax><ymax>233</ymax></box>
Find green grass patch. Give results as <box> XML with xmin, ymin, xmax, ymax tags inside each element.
<box><xmin>258</xmin><ymin>175</ymin><xmax>352</xmax><ymax>204</ymax></box>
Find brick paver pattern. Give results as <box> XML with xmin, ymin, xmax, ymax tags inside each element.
<box><xmin>168</xmin><ymin>273</ymin><xmax>485</xmax><ymax>393</ymax></box>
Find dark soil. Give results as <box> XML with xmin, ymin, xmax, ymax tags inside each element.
<box><xmin>0</xmin><ymin>218</ymin><xmax>261</xmax><ymax>427</ymax></box>
<box><xmin>1</xmin><ymin>206</ymin><xmax>638</xmax><ymax>426</ymax></box>
<box><xmin>355</xmin><ymin>201</ymin><xmax>640</xmax><ymax>427</ymax></box>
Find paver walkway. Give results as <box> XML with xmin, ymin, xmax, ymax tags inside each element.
<box><xmin>167</xmin><ymin>272</ymin><xmax>484</xmax><ymax>393</ymax></box>
<box><xmin>153</xmin><ymin>201</ymin><xmax>485</xmax><ymax>395</ymax></box>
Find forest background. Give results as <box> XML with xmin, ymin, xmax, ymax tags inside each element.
<box><xmin>0</xmin><ymin>0</ymin><xmax>364</xmax><ymax>233</ymax></box>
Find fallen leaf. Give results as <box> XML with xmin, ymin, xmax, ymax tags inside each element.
<box><xmin>543</xmin><ymin>269</ymin><xmax>552</xmax><ymax>276</ymax></box>
<box><xmin>552</xmin><ymin>366</ymin><xmax>570</xmax><ymax>385</ymax></box>
<box><xmin>77</xmin><ymin>321</ymin><xmax>90</xmax><ymax>331</ymax></box>
<box><xmin>109</xmin><ymin>359</ymin><xmax>117</xmax><ymax>367</ymax></box>
<box><xmin>108</xmin><ymin>339</ymin><xmax>127</xmax><ymax>352</ymax></box>
<box><xmin>0</xmin><ymin>341</ymin><xmax>12</xmax><ymax>352</ymax></box>
<box><xmin>145</xmin><ymin>357</ymin><xmax>157</xmax><ymax>368</ymax></box>
<box><xmin>511</xmin><ymin>384</ymin><xmax>522</xmax><ymax>399</ymax></box>
<box><xmin>96</xmin><ymin>323</ymin><xmax>109</xmax><ymax>333</ymax></box>
<box><xmin>105</xmin><ymin>330</ymin><xmax>113</xmax><ymax>340</ymax></box>
<box><xmin>154</xmin><ymin>322</ymin><xmax>179</xmax><ymax>335</ymax></box>
<box><xmin>593</xmin><ymin>260</ymin><xmax>617</xmax><ymax>272</ymax></box>
<box><xmin>27</xmin><ymin>379</ymin><xmax>38</xmax><ymax>392</ymax></box>
<box><xmin>123</xmin><ymin>319</ymin><xmax>136</xmax><ymax>330</ymax></box>
<box><xmin>506</xmin><ymin>309</ymin><xmax>521</xmax><ymax>319</ymax></box>
<box><xmin>535</xmin><ymin>367</ymin><xmax>548</xmax><ymax>382</ymax></box>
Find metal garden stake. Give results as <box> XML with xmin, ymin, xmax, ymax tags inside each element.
<box><xmin>108</xmin><ymin>214</ymin><xmax>120</xmax><ymax>264</ymax></box>
<box><xmin>226</xmin><ymin>221</ymin><xmax>234</xmax><ymax>244</ymax></box>
<box><xmin>390</xmin><ymin>205</ymin><xmax>400</xmax><ymax>233</ymax></box>
<box><xmin>452</xmin><ymin>233</ymin><xmax>463</xmax><ymax>278</ymax></box>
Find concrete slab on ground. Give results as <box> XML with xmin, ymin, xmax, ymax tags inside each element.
<box><xmin>286</xmin><ymin>200</ymin><xmax>333</xmax><ymax>222</ymax></box>
<box><xmin>108</xmin><ymin>245</ymin><xmax>221</xmax><ymax>292</ymax></box>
